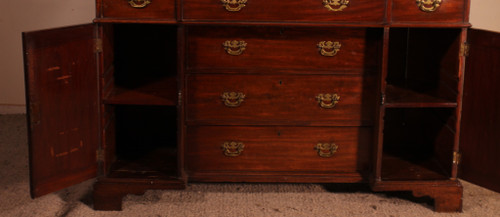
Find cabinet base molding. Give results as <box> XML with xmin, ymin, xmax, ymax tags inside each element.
<box><xmin>93</xmin><ymin>178</ymin><xmax>185</xmax><ymax>211</ymax></box>
<box><xmin>372</xmin><ymin>180</ymin><xmax>463</xmax><ymax>212</ymax></box>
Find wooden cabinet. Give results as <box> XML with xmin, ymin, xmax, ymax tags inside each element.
<box><xmin>23</xmin><ymin>0</ymin><xmax>500</xmax><ymax>212</ymax></box>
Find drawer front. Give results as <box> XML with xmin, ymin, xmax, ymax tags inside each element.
<box><xmin>183</xmin><ymin>0</ymin><xmax>385</xmax><ymax>23</ymax></box>
<box><xmin>391</xmin><ymin>0</ymin><xmax>466</xmax><ymax>23</ymax></box>
<box><xmin>185</xmin><ymin>126</ymin><xmax>372</xmax><ymax>173</ymax></box>
<box><xmin>186</xmin><ymin>27</ymin><xmax>382</xmax><ymax>73</ymax></box>
<box><xmin>186</xmin><ymin>74</ymin><xmax>375</xmax><ymax>126</ymax></box>
<box><xmin>100</xmin><ymin>0</ymin><xmax>176</xmax><ymax>20</ymax></box>
<box><xmin>187</xmin><ymin>27</ymin><xmax>382</xmax><ymax>73</ymax></box>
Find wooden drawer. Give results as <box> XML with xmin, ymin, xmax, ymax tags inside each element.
<box><xmin>185</xmin><ymin>126</ymin><xmax>372</xmax><ymax>173</ymax></box>
<box><xmin>183</xmin><ymin>0</ymin><xmax>385</xmax><ymax>23</ymax></box>
<box><xmin>391</xmin><ymin>0</ymin><xmax>466</xmax><ymax>23</ymax></box>
<box><xmin>186</xmin><ymin>74</ymin><xmax>375</xmax><ymax>126</ymax></box>
<box><xmin>186</xmin><ymin>26</ymin><xmax>382</xmax><ymax>73</ymax></box>
<box><xmin>99</xmin><ymin>0</ymin><xmax>176</xmax><ymax>20</ymax></box>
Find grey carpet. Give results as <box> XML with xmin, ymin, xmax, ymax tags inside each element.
<box><xmin>1</xmin><ymin>114</ymin><xmax>499</xmax><ymax>217</ymax></box>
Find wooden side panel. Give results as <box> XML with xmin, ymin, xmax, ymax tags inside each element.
<box><xmin>99</xmin><ymin>24</ymin><xmax>116</xmax><ymax>174</ymax></box>
<box><xmin>460</xmin><ymin>29</ymin><xmax>500</xmax><ymax>193</ymax></box>
<box><xmin>23</xmin><ymin>24</ymin><xmax>99</xmax><ymax>197</ymax></box>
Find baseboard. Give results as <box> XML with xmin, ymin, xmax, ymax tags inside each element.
<box><xmin>0</xmin><ymin>105</ymin><xmax>26</xmax><ymax>114</ymax></box>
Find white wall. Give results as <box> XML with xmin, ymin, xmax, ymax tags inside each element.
<box><xmin>0</xmin><ymin>1</ymin><xmax>499</xmax><ymax>113</ymax></box>
<box><xmin>0</xmin><ymin>0</ymin><xmax>94</xmax><ymax>113</ymax></box>
<box><xmin>470</xmin><ymin>0</ymin><xmax>500</xmax><ymax>32</ymax></box>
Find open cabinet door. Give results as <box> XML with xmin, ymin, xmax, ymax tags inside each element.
<box><xmin>23</xmin><ymin>24</ymin><xmax>100</xmax><ymax>198</ymax></box>
<box><xmin>460</xmin><ymin>29</ymin><xmax>500</xmax><ymax>193</ymax></box>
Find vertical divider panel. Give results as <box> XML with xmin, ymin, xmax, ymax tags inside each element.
<box><xmin>452</xmin><ymin>28</ymin><xmax>468</xmax><ymax>179</ymax></box>
<box><xmin>98</xmin><ymin>23</ymin><xmax>116</xmax><ymax>175</ymax></box>
<box><xmin>372</xmin><ymin>26</ymin><xmax>391</xmax><ymax>182</ymax></box>
<box><xmin>177</xmin><ymin>25</ymin><xmax>187</xmax><ymax>182</ymax></box>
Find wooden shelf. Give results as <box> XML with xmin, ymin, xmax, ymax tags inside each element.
<box><xmin>109</xmin><ymin>148</ymin><xmax>178</xmax><ymax>180</ymax></box>
<box><xmin>104</xmin><ymin>76</ymin><xmax>177</xmax><ymax>106</ymax></box>
<box><xmin>381</xmin><ymin>152</ymin><xmax>449</xmax><ymax>181</ymax></box>
<box><xmin>385</xmin><ymin>85</ymin><xmax>457</xmax><ymax>108</ymax></box>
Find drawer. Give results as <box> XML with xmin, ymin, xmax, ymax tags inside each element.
<box><xmin>185</xmin><ymin>126</ymin><xmax>372</xmax><ymax>173</ymax></box>
<box><xmin>100</xmin><ymin>0</ymin><xmax>176</xmax><ymax>20</ymax></box>
<box><xmin>186</xmin><ymin>74</ymin><xmax>375</xmax><ymax>126</ymax></box>
<box><xmin>183</xmin><ymin>0</ymin><xmax>385</xmax><ymax>23</ymax></box>
<box><xmin>391</xmin><ymin>0</ymin><xmax>466</xmax><ymax>23</ymax></box>
<box><xmin>186</xmin><ymin>26</ymin><xmax>382</xmax><ymax>73</ymax></box>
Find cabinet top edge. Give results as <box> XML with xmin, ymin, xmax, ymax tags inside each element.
<box><xmin>93</xmin><ymin>19</ymin><xmax>472</xmax><ymax>28</ymax></box>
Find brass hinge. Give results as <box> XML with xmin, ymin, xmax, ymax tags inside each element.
<box><xmin>95</xmin><ymin>38</ymin><xmax>103</xmax><ymax>53</ymax></box>
<box><xmin>381</xmin><ymin>93</ymin><xmax>385</xmax><ymax>105</ymax></box>
<box><xmin>460</xmin><ymin>42</ymin><xmax>470</xmax><ymax>57</ymax></box>
<box><xmin>178</xmin><ymin>91</ymin><xmax>182</xmax><ymax>105</ymax></box>
<box><xmin>453</xmin><ymin>152</ymin><xmax>461</xmax><ymax>165</ymax></box>
<box><xmin>96</xmin><ymin>149</ymin><xmax>105</xmax><ymax>162</ymax></box>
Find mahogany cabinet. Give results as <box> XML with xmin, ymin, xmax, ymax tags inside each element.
<box><xmin>23</xmin><ymin>0</ymin><xmax>500</xmax><ymax>212</ymax></box>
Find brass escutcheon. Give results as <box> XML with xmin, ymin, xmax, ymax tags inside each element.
<box><xmin>316</xmin><ymin>93</ymin><xmax>340</xmax><ymax>109</ymax></box>
<box><xmin>221</xmin><ymin>92</ymin><xmax>246</xmax><ymax>107</ymax></box>
<box><xmin>222</xmin><ymin>141</ymin><xmax>245</xmax><ymax>157</ymax></box>
<box><xmin>322</xmin><ymin>0</ymin><xmax>350</xmax><ymax>12</ymax></box>
<box><xmin>127</xmin><ymin>0</ymin><xmax>151</xmax><ymax>8</ymax></box>
<box><xmin>416</xmin><ymin>0</ymin><xmax>442</xmax><ymax>12</ymax></box>
<box><xmin>223</xmin><ymin>40</ymin><xmax>247</xmax><ymax>56</ymax></box>
<box><xmin>221</xmin><ymin>0</ymin><xmax>247</xmax><ymax>12</ymax></box>
<box><xmin>315</xmin><ymin>143</ymin><xmax>338</xmax><ymax>158</ymax></box>
<box><xmin>317</xmin><ymin>41</ymin><xmax>341</xmax><ymax>57</ymax></box>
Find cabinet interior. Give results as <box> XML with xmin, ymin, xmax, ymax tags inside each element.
<box><xmin>103</xmin><ymin>24</ymin><xmax>178</xmax><ymax>106</ymax></box>
<box><xmin>382</xmin><ymin>108</ymin><xmax>455</xmax><ymax>181</ymax></box>
<box><xmin>102</xmin><ymin>24</ymin><xmax>179</xmax><ymax>179</ymax></box>
<box><xmin>108</xmin><ymin>105</ymin><xmax>178</xmax><ymax>179</ymax></box>
<box><xmin>386</xmin><ymin>28</ymin><xmax>462</xmax><ymax>107</ymax></box>
<box><xmin>381</xmin><ymin>27</ymin><xmax>462</xmax><ymax>181</ymax></box>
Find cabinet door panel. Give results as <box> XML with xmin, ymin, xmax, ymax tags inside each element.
<box><xmin>460</xmin><ymin>29</ymin><xmax>500</xmax><ymax>193</ymax></box>
<box><xmin>23</xmin><ymin>24</ymin><xmax>99</xmax><ymax>198</ymax></box>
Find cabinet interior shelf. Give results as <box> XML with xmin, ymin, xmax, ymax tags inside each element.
<box><xmin>384</xmin><ymin>85</ymin><xmax>457</xmax><ymax>108</ymax></box>
<box><xmin>381</xmin><ymin>153</ymin><xmax>450</xmax><ymax>181</ymax></box>
<box><xmin>109</xmin><ymin>147</ymin><xmax>178</xmax><ymax>180</ymax></box>
<box><xmin>103</xmin><ymin>76</ymin><xmax>177</xmax><ymax>106</ymax></box>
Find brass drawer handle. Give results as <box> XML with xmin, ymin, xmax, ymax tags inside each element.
<box><xmin>128</xmin><ymin>0</ymin><xmax>151</xmax><ymax>8</ymax></box>
<box><xmin>316</xmin><ymin>93</ymin><xmax>340</xmax><ymax>109</ymax></box>
<box><xmin>323</xmin><ymin>0</ymin><xmax>350</xmax><ymax>12</ymax></box>
<box><xmin>221</xmin><ymin>92</ymin><xmax>246</xmax><ymax>107</ymax></box>
<box><xmin>315</xmin><ymin>143</ymin><xmax>338</xmax><ymax>158</ymax></box>
<box><xmin>223</xmin><ymin>40</ymin><xmax>247</xmax><ymax>56</ymax></box>
<box><xmin>416</xmin><ymin>0</ymin><xmax>442</xmax><ymax>12</ymax></box>
<box><xmin>221</xmin><ymin>0</ymin><xmax>247</xmax><ymax>12</ymax></box>
<box><xmin>222</xmin><ymin>141</ymin><xmax>245</xmax><ymax>157</ymax></box>
<box><xmin>317</xmin><ymin>41</ymin><xmax>341</xmax><ymax>57</ymax></box>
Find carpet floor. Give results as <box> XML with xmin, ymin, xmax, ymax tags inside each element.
<box><xmin>1</xmin><ymin>114</ymin><xmax>499</xmax><ymax>217</ymax></box>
